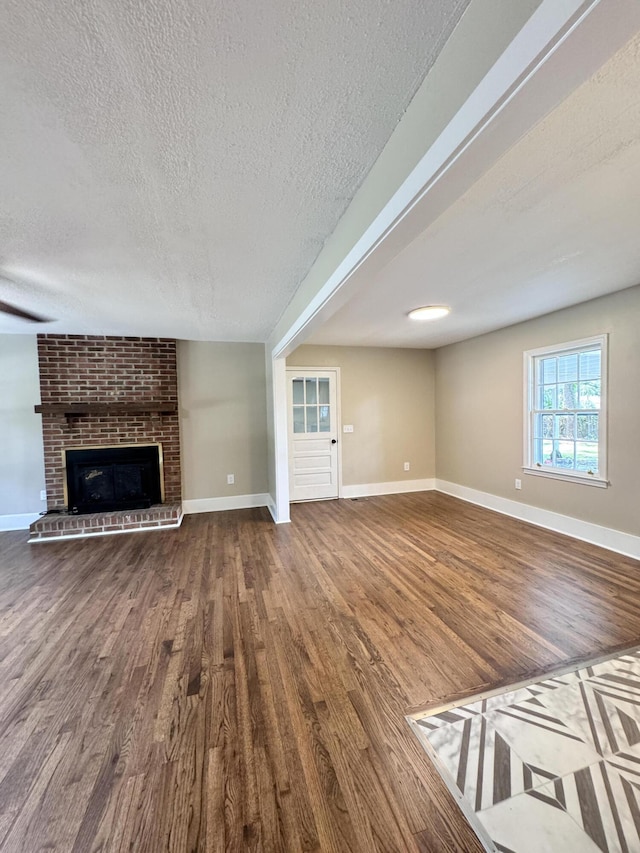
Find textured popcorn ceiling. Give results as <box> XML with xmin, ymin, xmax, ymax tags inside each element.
<box><xmin>0</xmin><ymin>0</ymin><xmax>470</xmax><ymax>339</ymax></box>
<box><xmin>309</xmin><ymin>29</ymin><xmax>640</xmax><ymax>348</ymax></box>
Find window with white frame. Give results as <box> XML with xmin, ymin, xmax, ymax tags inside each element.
<box><xmin>523</xmin><ymin>335</ymin><xmax>608</xmax><ymax>486</ymax></box>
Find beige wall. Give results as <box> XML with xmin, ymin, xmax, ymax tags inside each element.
<box><xmin>435</xmin><ymin>285</ymin><xmax>640</xmax><ymax>536</ymax></box>
<box><xmin>287</xmin><ymin>345</ymin><xmax>435</xmax><ymax>486</ymax></box>
<box><xmin>0</xmin><ymin>335</ymin><xmax>45</xmax><ymax>518</ymax></box>
<box><xmin>178</xmin><ymin>341</ymin><xmax>269</xmax><ymax>500</ymax></box>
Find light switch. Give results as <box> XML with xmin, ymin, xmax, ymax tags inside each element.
<box><xmin>343</xmin><ymin>424</ymin><xmax>354</xmax><ymax>433</ymax></box>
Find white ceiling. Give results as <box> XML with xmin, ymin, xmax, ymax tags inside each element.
<box><xmin>0</xmin><ymin>0</ymin><xmax>471</xmax><ymax>339</ymax></box>
<box><xmin>308</xmin><ymin>29</ymin><xmax>640</xmax><ymax>349</ymax></box>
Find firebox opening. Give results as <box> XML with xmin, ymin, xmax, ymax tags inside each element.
<box><xmin>64</xmin><ymin>444</ymin><xmax>163</xmax><ymax>514</ymax></box>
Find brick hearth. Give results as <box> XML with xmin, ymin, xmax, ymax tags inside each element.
<box><xmin>29</xmin><ymin>503</ymin><xmax>183</xmax><ymax>542</ymax></box>
<box><xmin>31</xmin><ymin>335</ymin><xmax>182</xmax><ymax>541</ymax></box>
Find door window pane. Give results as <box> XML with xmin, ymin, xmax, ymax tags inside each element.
<box><xmin>292</xmin><ymin>379</ymin><xmax>304</xmax><ymax>405</ymax></box>
<box><xmin>293</xmin><ymin>407</ymin><xmax>305</xmax><ymax>433</ymax></box>
<box><xmin>318</xmin><ymin>378</ymin><xmax>330</xmax><ymax>404</ymax></box>
<box><xmin>291</xmin><ymin>374</ymin><xmax>334</xmax><ymax>436</ymax></box>
<box><xmin>319</xmin><ymin>405</ymin><xmax>330</xmax><ymax>432</ymax></box>
<box><xmin>306</xmin><ymin>406</ymin><xmax>318</xmax><ymax>432</ymax></box>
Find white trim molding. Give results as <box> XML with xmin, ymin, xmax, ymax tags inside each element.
<box><xmin>523</xmin><ymin>334</ymin><xmax>608</xmax><ymax>486</ymax></box>
<box><xmin>436</xmin><ymin>480</ymin><xmax>640</xmax><ymax>561</ymax></box>
<box><xmin>341</xmin><ymin>479</ymin><xmax>435</xmax><ymax>499</ymax></box>
<box><xmin>182</xmin><ymin>494</ymin><xmax>271</xmax><ymax>515</ymax></box>
<box><xmin>0</xmin><ymin>512</ymin><xmax>41</xmax><ymax>531</ymax></box>
<box><xmin>522</xmin><ymin>467</ymin><xmax>608</xmax><ymax>488</ymax></box>
<box><xmin>267</xmin><ymin>498</ymin><xmax>288</xmax><ymax>524</ymax></box>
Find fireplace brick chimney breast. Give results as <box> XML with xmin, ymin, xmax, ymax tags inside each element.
<box><xmin>36</xmin><ymin>335</ymin><xmax>181</xmax><ymax>511</ymax></box>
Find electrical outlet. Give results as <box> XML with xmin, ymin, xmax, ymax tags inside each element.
<box><xmin>40</xmin><ymin>489</ymin><xmax>47</xmax><ymax>501</ymax></box>
<box><xmin>343</xmin><ymin>424</ymin><xmax>354</xmax><ymax>433</ymax></box>
<box><xmin>227</xmin><ymin>474</ymin><xmax>235</xmax><ymax>485</ymax></box>
<box><xmin>404</xmin><ymin>462</ymin><xmax>410</xmax><ymax>472</ymax></box>
<box><xmin>515</xmin><ymin>478</ymin><xmax>522</xmax><ymax>490</ymax></box>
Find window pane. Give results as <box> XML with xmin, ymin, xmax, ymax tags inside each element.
<box><xmin>557</xmin><ymin>383</ymin><xmax>578</xmax><ymax>409</ymax></box>
<box><xmin>319</xmin><ymin>405</ymin><xmax>330</xmax><ymax>432</ymax></box>
<box><xmin>541</xmin><ymin>357</ymin><xmax>556</xmax><ymax>384</ymax></box>
<box><xmin>542</xmin><ymin>439</ymin><xmax>553</xmax><ymax>464</ymax></box>
<box><xmin>579</xmin><ymin>380</ymin><xmax>600</xmax><ymax>409</ymax></box>
<box><xmin>555</xmin><ymin>440</ymin><xmax>575</xmax><ymax>468</ymax></box>
<box><xmin>542</xmin><ymin>385</ymin><xmax>556</xmax><ymax>409</ymax></box>
<box><xmin>557</xmin><ymin>354</ymin><xmax>578</xmax><ymax>383</ymax></box>
<box><xmin>576</xmin><ymin>442</ymin><xmax>598</xmax><ymax>473</ymax></box>
<box><xmin>293</xmin><ymin>406</ymin><xmax>304</xmax><ymax>433</ymax></box>
<box><xmin>318</xmin><ymin>378</ymin><xmax>330</xmax><ymax>404</ymax></box>
<box><xmin>577</xmin><ymin>413</ymin><xmax>598</xmax><ymax>441</ymax></box>
<box><xmin>533</xmin><ymin>414</ymin><xmax>552</xmax><ymax>438</ymax></box>
<box><xmin>292</xmin><ymin>379</ymin><xmax>304</xmax><ymax>405</ymax></box>
<box><xmin>556</xmin><ymin>414</ymin><xmax>575</xmax><ymax>439</ymax></box>
<box><xmin>533</xmin><ymin>439</ymin><xmax>545</xmax><ymax>465</ymax></box>
<box><xmin>305</xmin><ymin>379</ymin><xmax>317</xmax><ymax>404</ymax></box>
<box><xmin>579</xmin><ymin>350</ymin><xmax>600</xmax><ymax>380</ymax></box>
<box><xmin>306</xmin><ymin>406</ymin><xmax>318</xmax><ymax>432</ymax></box>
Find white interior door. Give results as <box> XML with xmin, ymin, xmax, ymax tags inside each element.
<box><xmin>287</xmin><ymin>369</ymin><xmax>339</xmax><ymax>502</ymax></box>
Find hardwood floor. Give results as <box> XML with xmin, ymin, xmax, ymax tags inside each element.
<box><xmin>1</xmin><ymin>491</ymin><xmax>640</xmax><ymax>852</ymax></box>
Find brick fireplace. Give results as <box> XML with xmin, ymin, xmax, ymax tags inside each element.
<box><xmin>29</xmin><ymin>335</ymin><xmax>183</xmax><ymax>542</ymax></box>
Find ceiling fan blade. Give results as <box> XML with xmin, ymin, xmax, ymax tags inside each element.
<box><xmin>0</xmin><ymin>299</ymin><xmax>50</xmax><ymax>323</ymax></box>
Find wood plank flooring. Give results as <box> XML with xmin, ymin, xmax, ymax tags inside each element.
<box><xmin>1</xmin><ymin>491</ymin><xmax>640</xmax><ymax>851</ymax></box>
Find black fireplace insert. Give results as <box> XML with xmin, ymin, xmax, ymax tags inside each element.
<box><xmin>65</xmin><ymin>445</ymin><xmax>162</xmax><ymax>514</ymax></box>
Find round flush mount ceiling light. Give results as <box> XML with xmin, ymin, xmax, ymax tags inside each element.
<box><xmin>408</xmin><ymin>305</ymin><xmax>450</xmax><ymax>321</ymax></box>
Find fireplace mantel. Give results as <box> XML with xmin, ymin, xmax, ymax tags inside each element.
<box><xmin>34</xmin><ymin>402</ymin><xmax>178</xmax><ymax>416</ymax></box>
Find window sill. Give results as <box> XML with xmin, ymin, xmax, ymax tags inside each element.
<box><xmin>522</xmin><ymin>467</ymin><xmax>608</xmax><ymax>488</ymax></box>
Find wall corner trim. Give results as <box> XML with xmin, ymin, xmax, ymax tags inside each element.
<box><xmin>436</xmin><ymin>480</ymin><xmax>640</xmax><ymax>561</ymax></box>
<box><xmin>182</xmin><ymin>494</ymin><xmax>271</xmax><ymax>515</ymax></box>
<box><xmin>0</xmin><ymin>513</ymin><xmax>41</xmax><ymax>531</ymax></box>
<box><xmin>341</xmin><ymin>479</ymin><xmax>436</xmax><ymax>499</ymax></box>
<box><xmin>267</xmin><ymin>498</ymin><xmax>291</xmax><ymax>524</ymax></box>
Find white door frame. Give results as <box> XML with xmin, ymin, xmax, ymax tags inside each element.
<box><xmin>286</xmin><ymin>366</ymin><xmax>342</xmax><ymax>502</ymax></box>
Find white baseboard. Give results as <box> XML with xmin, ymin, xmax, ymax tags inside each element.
<box><xmin>182</xmin><ymin>493</ymin><xmax>271</xmax><ymax>515</ymax></box>
<box><xmin>267</xmin><ymin>497</ymin><xmax>291</xmax><ymax>524</ymax></box>
<box><xmin>0</xmin><ymin>513</ymin><xmax>41</xmax><ymax>531</ymax></box>
<box><xmin>341</xmin><ymin>479</ymin><xmax>436</xmax><ymax>499</ymax></box>
<box><xmin>436</xmin><ymin>480</ymin><xmax>640</xmax><ymax>561</ymax></box>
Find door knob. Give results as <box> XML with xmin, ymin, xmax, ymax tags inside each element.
<box><xmin>331</xmin><ymin>439</ymin><xmax>337</xmax><ymax>444</ymax></box>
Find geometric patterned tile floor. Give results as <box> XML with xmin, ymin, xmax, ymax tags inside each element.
<box><xmin>409</xmin><ymin>646</ymin><xmax>640</xmax><ymax>852</ymax></box>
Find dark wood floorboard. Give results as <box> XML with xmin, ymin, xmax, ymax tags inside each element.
<box><xmin>1</xmin><ymin>492</ymin><xmax>640</xmax><ymax>851</ymax></box>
